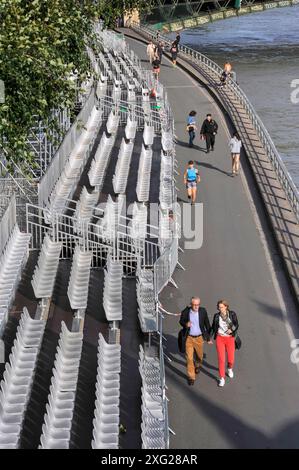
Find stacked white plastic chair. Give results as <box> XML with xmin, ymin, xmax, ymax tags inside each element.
<box><xmin>136</xmin><ymin>145</ymin><xmax>153</xmax><ymax>203</ymax></box>
<box><xmin>106</xmin><ymin>110</ymin><xmax>120</xmax><ymax>135</ymax></box>
<box><xmin>131</xmin><ymin>203</ymin><xmax>148</xmax><ymax>239</ymax></box>
<box><xmin>159</xmin><ymin>151</ymin><xmax>174</xmax><ymax>210</ymax></box>
<box><xmin>136</xmin><ymin>270</ymin><xmax>157</xmax><ymax>333</ymax></box>
<box><xmin>112</xmin><ymin>138</ymin><xmax>134</xmax><ymax>195</ymax></box>
<box><xmin>88</xmin><ymin>133</ymin><xmax>116</xmax><ymax>189</ymax></box>
<box><xmin>125</xmin><ymin>118</ymin><xmax>137</xmax><ymax>141</ymax></box>
<box><xmin>139</xmin><ymin>345</ymin><xmax>166</xmax><ymax>449</ymax></box>
<box><xmin>74</xmin><ymin>187</ymin><xmax>99</xmax><ymax>234</ymax></box>
<box><xmin>46</xmin><ymin>106</ymin><xmax>102</xmax><ymax>223</ymax></box>
<box><xmin>112</xmin><ymin>82</ymin><xmax>122</xmax><ymax>102</ymax></box>
<box><xmin>67</xmin><ymin>245</ymin><xmax>92</xmax><ymax>310</ymax></box>
<box><xmin>94</xmin><ymin>195</ymin><xmax>123</xmax><ymax>242</ymax></box>
<box><xmin>96</xmin><ymin>72</ymin><xmax>108</xmax><ymax>98</ymax></box>
<box><xmin>161</xmin><ymin>130</ymin><xmax>174</xmax><ymax>153</ymax></box>
<box><xmin>91</xmin><ymin>333</ymin><xmax>121</xmax><ymax>449</ymax></box>
<box><xmin>39</xmin><ymin>322</ymin><xmax>83</xmax><ymax>449</ymax></box>
<box><xmin>98</xmin><ymin>53</ymin><xmax>112</xmax><ymax>81</ymax></box>
<box><xmin>31</xmin><ymin>235</ymin><xmax>62</xmax><ymax>299</ymax></box>
<box><xmin>0</xmin><ymin>307</ymin><xmax>46</xmax><ymax>449</ymax></box>
<box><xmin>143</xmin><ymin>123</ymin><xmax>154</xmax><ymax>147</ymax></box>
<box><xmin>127</xmin><ymin>87</ymin><xmax>136</xmax><ymax>106</ymax></box>
<box><xmin>159</xmin><ymin>211</ymin><xmax>172</xmax><ymax>249</ymax></box>
<box><xmin>0</xmin><ymin>225</ymin><xmax>31</xmax><ymax>334</ymax></box>
<box><xmin>103</xmin><ymin>256</ymin><xmax>123</xmax><ymax>322</ymax></box>
<box><xmin>142</xmin><ymin>89</ymin><xmax>151</xmax><ymax>117</ymax></box>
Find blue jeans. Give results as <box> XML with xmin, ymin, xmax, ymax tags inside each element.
<box><xmin>189</xmin><ymin>130</ymin><xmax>195</xmax><ymax>146</ymax></box>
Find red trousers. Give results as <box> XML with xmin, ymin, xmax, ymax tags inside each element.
<box><xmin>216</xmin><ymin>335</ymin><xmax>235</xmax><ymax>378</ymax></box>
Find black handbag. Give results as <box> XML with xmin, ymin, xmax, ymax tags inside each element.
<box><xmin>178</xmin><ymin>328</ymin><xmax>189</xmax><ymax>353</ymax></box>
<box><xmin>235</xmin><ymin>334</ymin><xmax>242</xmax><ymax>350</ymax></box>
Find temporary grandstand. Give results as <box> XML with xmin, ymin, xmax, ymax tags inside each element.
<box><xmin>0</xmin><ymin>26</ymin><xmax>179</xmax><ymax>449</ymax></box>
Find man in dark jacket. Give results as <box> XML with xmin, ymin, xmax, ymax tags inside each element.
<box><xmin>200</xmin><ymin>113</ymin><xmax>219</xmax><ymax>153</ymax></box>
<box><xmin>156</xmin><ymin>41</ymin><xmax>164</xmax><ymax>64</ymax></box>
<box><xmin>180</xmin><ymin>297</ymin><xmax>212</xmax><ymax>385</ymax></box>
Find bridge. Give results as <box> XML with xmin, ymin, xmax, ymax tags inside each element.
<box><xmin>131</xmin><ymin>0</ymin><xmax>299</xmax><ymax>33</ymax></box>
<box><xmin>0</xmin><ymin>19</ymin><xmax>298</xmax><ymax>450</ymax></box>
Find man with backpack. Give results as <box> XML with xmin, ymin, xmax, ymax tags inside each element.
<box><xmin>200</xmin><ymin>113</ymin><xmax>219</xmax><ymax>153</ymax></box>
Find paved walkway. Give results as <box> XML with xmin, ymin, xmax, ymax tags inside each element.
<box><xmin>125</xmin><ymin>35</ymin><xmax>299</xmax><ymax>449</ymax></box>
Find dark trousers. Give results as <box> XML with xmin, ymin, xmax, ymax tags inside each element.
<box><xmin>189</xmin><ymin>130</ymin><xmax>195</xmax><ymax>146</ymax></box>
<box><xmin>205</xmin><ymin>133</ymin><xmax>215</xmax><ymax>151</ymax></box>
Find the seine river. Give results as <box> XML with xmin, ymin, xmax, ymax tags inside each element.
<box><xmin>179</xmin><ymin>5</ymin><xmax>299</xmax><ymax>186</ymax></box>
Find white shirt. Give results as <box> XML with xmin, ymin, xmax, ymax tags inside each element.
<box><xmin>218</xmin><ymin>315</ymin><xmax>231</xmax><ymax>337</ymax></box>
<box><xmin>229</xmin><ymin>137</ymin><xmax>242</xmax><ymax>154</ymax></box>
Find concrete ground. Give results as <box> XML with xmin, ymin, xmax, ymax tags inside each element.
<box><xmin>126</xmin><ymin>36</ymin><xmax>299</xmax><ymax>449</ymax></box>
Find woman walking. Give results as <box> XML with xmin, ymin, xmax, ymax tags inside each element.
<box><xmin>183</xmin><ymin>160</ymin><xmax>200</xmax><ymax>204</ymax></box>
<box><xmin>146</xmin><ymin>41</ymin><xmax>155</xmax><ymax>64</ymax></box>
<box><xmin>186</xmin><ymin>110</ymin><xmax>197</xmax><ymax>148</ymax></box>
<box><xmin>229</xmin><ymin>132</ymin><xmax>242</xmax><ymax>176</ymax></box>
<box><xmin>152</xmin><ymin>53</ymin><xmax>161</xmax><ymax>80</ymax></box>
<box><xmin>210</xmin><ymin>300</ymin><xmax>239</xmax><ymax>387</ymax></box>
<box><xmin>170</xmin><ymin>41</ymin><xmax>178</xmax><ymax>67</ymax></box>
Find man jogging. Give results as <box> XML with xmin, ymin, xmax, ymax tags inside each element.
<box><xmin>200</xmin><ymin>113</ymin><xmax>219</xmax><ymax>153</ymax></box>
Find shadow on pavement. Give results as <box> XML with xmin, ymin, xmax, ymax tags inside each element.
<box><xmin>167</xmin><ymin>369</ymin><xmax>299</xmax><ymax>448</ymax></box>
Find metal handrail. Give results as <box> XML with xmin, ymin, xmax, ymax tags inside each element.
<box><xmin>129</xmin><ymin>21</ymin><xmax>299</xmax><ymax>221</ymax></box>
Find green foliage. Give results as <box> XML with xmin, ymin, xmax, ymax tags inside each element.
<box><xmin>0</xmin><ymin>0</ymin><xmax>150</xmax><ymax>173</ymax></box>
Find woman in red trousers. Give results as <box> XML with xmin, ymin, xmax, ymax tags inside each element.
<box><xmin>210</xmin><ymin>300</ymin><xmax>239</xmax><ymax>387</ymax></box>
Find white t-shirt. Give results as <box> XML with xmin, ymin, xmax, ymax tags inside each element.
<box><xmin>218</xmin><ymin>315</ymin><xmax>231</xmax><ymax>337</ymax></box>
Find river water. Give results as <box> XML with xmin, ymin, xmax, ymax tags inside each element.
<box><xmin>179</xmin><ymin>6</ymin><xmax>299</xmax><ymax>187</ymax></box>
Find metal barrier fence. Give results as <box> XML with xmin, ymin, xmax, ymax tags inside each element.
<box><xmin>157</xmin><ymin>308</ymin><xmax>170</xmax><ymax>449</ymax></box>
<box><xmin>100</xmin><ymin>93</ymin><xmax>169</xmax><ymax>132</ymax></box>
<box><xmin>26</xmin><ymin>201</ymin><xmax>162</xmax><ymax>275</ymax></box>
<box><xmin>27</xmin><ymin>108</ymin><xmax>71</xmax><ymax>178</ymax></box>
<box><xmin>154</xmin><ymin>236</ymin><xmax>179</xmax><ymax>294</ymax></box>
<box><xmin>38</xmin><ymin>86</ymin><xmax>96</xmax><ymax>208</ymax></box>
<box><xmin>130</xmin><ymin>21</ymin><xmax>299</xmax><ymax>221</ymax></box>
<box><xmin>0</xmin><ymin>195</ymin><xmax>16</xmax><ymax>257</ymax></box>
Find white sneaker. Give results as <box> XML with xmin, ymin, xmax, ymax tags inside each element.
<box><xmin>218</xmin><ymin>378</ymin><xmax>225</xmax><ymax>387</ymax></box>
<box><xmin>227</xmin><ymin>368</ymin><xmax>234</xmax><ymax>378</ymax></box>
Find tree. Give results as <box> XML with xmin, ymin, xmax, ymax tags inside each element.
<box><xmin>0</xmin><ymin>0</ymin><xmax>150</xmax><ymax>174</ymax></box>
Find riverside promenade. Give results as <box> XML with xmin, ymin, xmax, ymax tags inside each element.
<box><xmin>121</xmin><ymin>29</ymin><xmax>299</xmax><ymax>448</ymax></box>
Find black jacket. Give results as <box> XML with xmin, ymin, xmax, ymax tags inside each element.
<box><xmin>210</xmin><ymin>311</ymin><xmax>239</xmax><ymax>340</ymax></box>
<box><xmin>179</xmin><ymin>306</ymin><xmax>211</xmax><ymax>341</ymax></box>
<box><xmin>200</xmin><ymin>119</ymin><xmax>218</xmax><ymax>136</ymax></box>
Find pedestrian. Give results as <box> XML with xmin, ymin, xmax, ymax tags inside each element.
<box><xmin>224</xmin><ymin>61</ymin><xmax>232</xmax><ymax>74</ymax></box>
<box><xmin>179</xmin><ymin>297</ymin><xmax>212</xmax><ymax>386</ymax></box>
<box><xmin>200</xmin><ymin>113</ymin><xmax>218</xmax><ymax>153</ymax></box>
<box><xmin>170</xmin><ymin>41</ymin><xmax>178</xmax><ymax>67</ymax></box>
<box><xmin>183</xmin><ymin>160</ymin><xmax>200</xmax><ymax>204</ymax></box>
<box><xmin>176</xmin><ymin>31</ymin><xmax>181</xmax><ymax>46</ymax></box>
<box><xmin>219</xmin><ymin>61</ymin><xmax>232</xmax><ymax>87</ymax></box>
<box><xmin>152</xmin><ymin>54</ymin><xmax>161</xmax><ymax>79</ymax></box>
<box><xmin>186</xmin><ymin>110</ymin><xmax>197</xmax><ymax>147</ymax></box>
<box><xmin>156</xmin><ymin>41</ymin><xmax>164</xmax><ymax>64</ymax></box>
<box><xmin>229</xmin><ymin>131</ymin><xmax>242</xmax><ymax>176</ymax></box>
<box><xmin>219</xmin><ymin>70</ymin><xmax>228</xmax><ymax>88</ymax></box>
<box><xmin>210</xmin><ymin>300</ymin><xmax>239</xmax><ymax>387</ymax></box>
<box><xmin>146</xmin><ymin>41</ymin><xmax>155</xmax><ymax>64</ymax></box>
